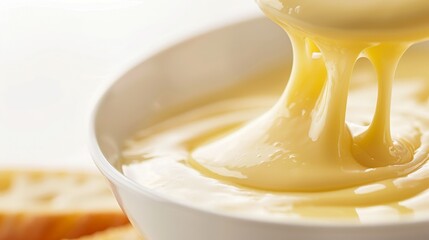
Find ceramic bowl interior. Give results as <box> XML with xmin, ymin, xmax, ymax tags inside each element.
<box><xmin>91</xmin><ymin>18</ymin><xmax>429</xmax><ymax>240</ymax></box>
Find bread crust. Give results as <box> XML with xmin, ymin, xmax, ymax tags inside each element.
<box><xmin>65</xmin><ymin>224</ymin><xmax>143</xmax><ymax>240</ymax></box>
<box><xmin>0</xmin><ymin>170</ymin><xmax>129</xmax><ymax>240</ymax></box>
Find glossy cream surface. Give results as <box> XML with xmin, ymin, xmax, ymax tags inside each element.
<box><xmin>257</xmin><ymin>0</ymin><xmax>429</xmax><ymax>41</ymax></box>
<box><xmin>120</xmin><ymin>1</ymin><xmax>429</xmax><ymax>222</ymax></box>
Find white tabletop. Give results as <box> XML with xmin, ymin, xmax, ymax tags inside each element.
<box><xmin>0</xmin><ymin>0</ymin><xmax>261</xmax><ymax>170</ymax></box>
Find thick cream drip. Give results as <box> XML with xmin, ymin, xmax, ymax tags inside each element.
<box><xmin>120</xmin><ymin>1</ymin><xmax>429</xmax><ymax>221</ymax></box>
<box><xmin>192</xmin><ymin>1</ymin><xmax>429</xmax><ymax>192</ymax></box>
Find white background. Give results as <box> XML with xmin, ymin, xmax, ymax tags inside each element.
<box><xmin>0</xmin><ymin>0</ymin><xmax>261</xmax><ymax>170</ymax></box>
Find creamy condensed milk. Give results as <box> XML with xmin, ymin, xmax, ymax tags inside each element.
<box><xmin>120</xmin><ymin>1</ymin><xmax>429</xmax><ymax>222</ymax></box>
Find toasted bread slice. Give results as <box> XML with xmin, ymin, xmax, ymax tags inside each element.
<box><xmin>0</xmin><ymin>170</ymin><xmax>129</xmax><ymax>240</ymax></box>
<box><xmin>66</xmin><ymin>224</ymin><xmax>143</xmax><ymax>240</ymax></box>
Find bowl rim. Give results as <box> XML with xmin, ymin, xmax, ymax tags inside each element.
<box><xmin>89</xmin><ymin>16</ymin><xmax>429</xmax><ymax>230</ymax></box>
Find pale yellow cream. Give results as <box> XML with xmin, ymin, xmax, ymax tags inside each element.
<box><xmin>192</xmin><ymin>0</ymin><xmax>429</xmax><ymax>192</ymax></box>
<box><xmin>120</xmin><ymin>1</ymin><xmax>429</xmax><ymax>221</ymax></box>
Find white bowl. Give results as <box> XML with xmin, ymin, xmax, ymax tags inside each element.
<box><xmin>90</xmin><ymin>18</ymin><xmax>429</xmax><ymax>240</ymax></box>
